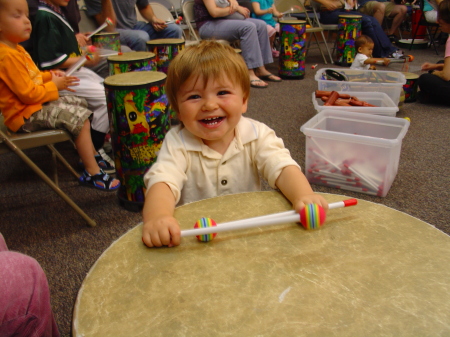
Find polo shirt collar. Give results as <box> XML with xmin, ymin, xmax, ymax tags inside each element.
<box><xmin>179</xmin><ymin>116</ymin><xmax>258</xmax><ymax>155</ymax></box>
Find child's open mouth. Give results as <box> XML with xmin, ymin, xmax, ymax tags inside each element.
<box><xmin>200</xmin><ymin>116</ymin><xmax>225</xmax><ymax>127</ymax></box>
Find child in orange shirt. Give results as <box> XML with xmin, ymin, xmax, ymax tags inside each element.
<box><xmin>0</xmin><ymin>0</ymin><xmax>119</xmax><ymax>191</ymax></box>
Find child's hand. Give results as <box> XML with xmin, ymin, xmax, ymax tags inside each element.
<box><xmin>369</xmin><ymin>65</ymin><xmax>377</xmax><ymax>70</ymax></box>
<box><xmin>142</xmin><ymin>215</ymin><xmax>181</xmax><ymax>248</ymax></box>
<box><xmin>421</xmin><ymin>62</ymin><xmax>434</xmax><ymax>71</ymax></box>
<box><xmin>293</xmin><ymin>193</ymin><xmax>329</xmax><ymax>214</ymax></box>
<box><xmin>84</xmin><ymin>51</ymin><xmax>100</xmax><ymax>67</ymax></box>
<box><xmin>51</xmin><ymin>72</ymin><xmax>80</xmax><ymax>92</ymax></box>
<box><xmin>382</xmin><ymin>58</ymin><xmax>390</xmax><ymax>66</ymax></box>
<box><xmin>51</xmin><ymin>69</ymin><xmax>66</xmax><ymax>77</ymax></box>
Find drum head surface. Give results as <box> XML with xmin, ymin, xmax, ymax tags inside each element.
<box><xmin>104</xmin><ymin>71</ymin><xmax>166</xmax><ymax>87</ymax></box>
<box><xmin>146</xmin><ymin>38</ymin><xmax>185</xmax><ymax>45</ymax></box>
<box><xmin>107</xmin><ymin>51</ymin><xmax>155</xmax><ymax>62</ymax></box>
<box><xmin>73</xmin><ymin>191</ymin><xmax>450</xmax><ymax>336</ymax></box>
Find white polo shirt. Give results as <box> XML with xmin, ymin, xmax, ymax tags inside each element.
<box><xmin>144</xmin><ymin>117</ymin><xmax>300</xmax><ymax>206</ymax></box>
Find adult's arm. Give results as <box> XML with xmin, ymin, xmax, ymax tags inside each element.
<box><xmin>84</xmin><ymin>0</ymin><xmax>117</xmax><ymax>31</ymax></box>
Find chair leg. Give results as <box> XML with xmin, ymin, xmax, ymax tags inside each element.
<box><xmin>319</xmin><ymin>30</ymin><xmax>333</xmax><ymax>64</ymax></box>
<box><xmin>46</xmin><ymin>144</ymin><xmax>79</xmax><ymax>179</ymax></box>
<box><xmin>0</xmin><ymin>132</ymin><xmax>96</xmax><ymax>227</ymax></box>
<box><xmin>312</xmin><ymin>32</ymin><xmax>328</xmax><ymax>64</ymax></box>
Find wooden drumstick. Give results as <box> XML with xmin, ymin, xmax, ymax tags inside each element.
<box><xmin>181</xmin><ymin>199</ymin><xmax>358</xmax><ymax>239</ymax></box>
<box><xmin>66</xmin><ymin>54</ymin><xmax>93</xmax><ymax>76</ymax></box>
<box><xmin>87</xmin><ymin>17</ymin><xmax>114</xmax><ymax>39</ymax></box>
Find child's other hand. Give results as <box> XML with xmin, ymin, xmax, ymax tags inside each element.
<box><xmin>52</xmin><ymin>73</ymin><xmax>80</xmax><ymax>92</ymax></box>
<box><xmin>142</xmin><ymin>216</ymin><xmax>181</xmax><ymax>248</ymax></box>
<box><xmin>293</xmin><ymin>194</ymin><xmax>329</xmax><ymax>214</ymax></box>
<box><xmin>51</xmin><ymin>69</ymin><xmax>65</xmax><ymax>77</ymax></box>
<box><xmin>76</xmin><ymin>33</ymin><xmax>89</xmax><ymax>47</ymax></box>
<box><xmin>84</xmin><ymin>51</ymin><xmax>100</xmax><ymax>67</ymax></box>
<box><xmin>421</xmin><ymin>62</ymin><xmax>434</xmax><ymax>71</ymax></box>
<box><xmin>382</xmin><ymin>58</ymin><xmax>390</xmax><ymax>66</ymax></box>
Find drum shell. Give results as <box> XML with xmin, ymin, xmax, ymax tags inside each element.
<box><xmin>104</xmin><ymin>71</ymin><xmax>170</xmax><ymax>207</ymax></box>
<box><xmin>336</xmin><ymin>15</ymin><xmax>362</xmax><ymax>67</ymax></box>
<box><xmin>91</xmin><ymin>32</ymin><xmax>121</xmax><ymax>52</ymax></box>
<box><xmin>107</xmin><ymin>51</ymin><xmax>157</xmax><ymax>76</ymax></box>
<box><xmin>402</xmin><ymin>72</ymin><xmax>419</xmax><ymax>103</ymax></box>
<box><xmin>278</xmin><ymin>20</ymin><xmax>307</xmax><ymax>79</ymax></box>
<box><xmin>146</xmin><ymin>38</ymin><xmax>185</xmax><ymax>74</ymax></box>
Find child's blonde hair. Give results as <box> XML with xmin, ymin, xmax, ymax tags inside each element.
<box><xmin>355</xmin><ymin>35</ymin><xmax>374</xmax><ymax>51</ymax></box>
<box><xmin>165</xmin><ymin>40</ymin><xmax>250</xmax><ymax>114</ymax></box>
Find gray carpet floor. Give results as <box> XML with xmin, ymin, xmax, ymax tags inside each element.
<box><xmin>0</xmin><ymin>42</ymin><xmax>449</xmax><ymax>336</ymax></box>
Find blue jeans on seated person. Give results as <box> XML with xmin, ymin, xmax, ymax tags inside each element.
<box><xmin>320</xmin><ymin>9</ymin><xmax>397</xmax><ymax>58</ymax></box>
<box><xmin>118</xmin><ymin>21</ymin><xmax>183</xmax><ymax>51</ymax></box>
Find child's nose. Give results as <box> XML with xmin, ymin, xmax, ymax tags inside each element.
<box><xmin>202</xmin><ymin>98</ymin><xmax>218</xmax><ymax>111</ymax></box>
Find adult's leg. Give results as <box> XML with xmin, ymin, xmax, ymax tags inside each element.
<box><xmin>134</xmin><ymin>21</ymin><xmax>183</xmax><ymax>40</ymax></box>
<box><xmin>0</xmin><ymin>244</ymin><xmax>60</xmax><ymax>337</ymax></box>
<box><xmin>387</xmin><ymin>4</ymin><xmax>408</xmax><ymax>35</ymax></box>
<box><xmin>117</xmin><ymin>28</ymin><xmax>150</xmax><ymax>51</ymax></box>
<box><xmin>199</xmin><ymin>19</ymin><xmax>266</xmax><ymax>69</ymax></box>
<box><xmin>417</xmin><ymin>73</ymin><xmax>450</xmax><ymax>105</ymax></box>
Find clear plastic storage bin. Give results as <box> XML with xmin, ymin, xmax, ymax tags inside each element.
<box><xmin>315</xmin><ymin>68</ymin><xmax>406</xmax><ymax>106</ymax></box>
<box><xmin>312</xmin><ymin>91</ymin><xmax>399</xmax><ymax>116</ymax></box>
<box><xmin>300</xmin><ymin>110</ymin><xmax>410</xmax><ymax>197</ymax></box>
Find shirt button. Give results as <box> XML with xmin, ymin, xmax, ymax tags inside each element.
<box><xmin>221</xmin><ymin>179</ymin><xmax>227</xmax><ymax>186</ymax></box>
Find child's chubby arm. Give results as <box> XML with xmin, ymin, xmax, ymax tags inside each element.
<box><xmin>365</xmin><ymin>57</ymin><xmax>390</xmax><ymax>66</ymax></box>
<box><xmin>275</xmin><ymin>165</ymin><xmax>329</xmax><ymax>214</ymax></box>
<box><xmin>142</xmin><ymin>182</ymin><xmax>181</xmax><ymax>248</ymax></box>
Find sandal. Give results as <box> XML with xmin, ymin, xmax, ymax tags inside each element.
<box><xmin>259</xmin><ymin>74</ymin><xmax>282</xmax><ymax>82</ymax></box>
<box><xmin>95</xmin><ymin>154</ymin><xmax>115</xmax><ymax>175</ymax></box>
<box><xmin>79</xmin><ymin>170</ymin><xmax>120</xmax><ymax>192</ymax></box>
<box><xmin>250</xmin><ymin>79</ymin><xmax>268</xmax><ymax>89</ymax></box>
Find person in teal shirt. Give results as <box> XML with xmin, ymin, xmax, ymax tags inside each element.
<box><xmin>251</xmin><ymin>0</ymin><xmax>283</xmax><ymax>57</ymax></box>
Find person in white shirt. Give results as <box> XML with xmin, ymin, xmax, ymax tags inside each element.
<box><xmin>351</xmin><ymin>35</ymin><xmax>390</xmax><ymax>70</ymax></box>
<box><xmin>142</xmin><ymin>40</ymin><xmax>328</xmax><ymax>248</ymax></box>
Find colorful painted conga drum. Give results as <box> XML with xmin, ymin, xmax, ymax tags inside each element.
<box><xmin>278</xmin><ymin>20</ymin><xmax>307</xmax><ymax>79</ymax></box>
<box><xmin>336</xmin><ymin>15</ymin><xmax>362</xmax><ymax>67</ymax></box>
<box><xmin>104</xmin><ymin>71</ymin><xmax>170</xmax><ymax>211</ymax></box>
<box><xmin>146</xmin><ymin>38</ymin><xmax>185</xmax><ymax>74</ymax></box>
<box><xmin>91</xmin><ymin>32</ymin><xmax>121</xmax><ymax>52</ymax></box>
<box><xmin>402</xmin><ymin>72</ymin><xmax>419</xmax><ymax>103</ymax></box>
<box><xmin>107</xmin><ymin>51</ymin><xmax>156</xmax><ymax>76</ymax></box>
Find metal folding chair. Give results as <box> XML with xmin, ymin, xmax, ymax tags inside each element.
<box><xmin>0</xmin><ymin>116</ymin><xmax>96</xmax><ymax>227</ymax></box>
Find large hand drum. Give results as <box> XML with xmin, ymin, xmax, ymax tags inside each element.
<box><xmin>103</xmin><ymin>71</ymin><xmax>170</xmax><ymax>211</ymax></box>
<box><xmin>146</xmin><ymin>38</ymin><xmax>185</xmax><ymax>74</ymax></box>
<box><xmin>73</xmin><ymin>191</ymin><xmax>450</xmax><ymax>336</ymax></box>
<box><xmin>91</xmin><ymin>32</ymin><xmax>121</xmax><ymax>52</ymax></box>
<box><xmin>107</xmin><ymin>51</ymin><xmax>156</xmax><ymax>76</ymax></box>
<box><xmin>336</xmin><ymin>15</ymin><xmax>362</xmax><ymax>66</ymax></box>
<box><xmin>278</xmin><ymin>20</ymin><xmax>307</xmax><ymax>79</ymax></box>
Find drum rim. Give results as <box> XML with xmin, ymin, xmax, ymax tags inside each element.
<box><xmin>338</xmin><ymin>14</ymin><xmax>363</xmax><ymax>18</ymax></box>
<box><xmin>146</xmin><ymin>38</ymin><xmax>185</xmax><ymax>45</ymax></box>
<box><xmin>279</xmin><ymin>19</ymin><xmax>307</xmax><ymax>24</ymax></box>
<box><xmin>107</xmin><ymin>51</ymin><xmax>156</xmax><ymax>62</ymax></box>
<box><xmin>104</xmin><ymin>71</ymin><xmax>166</xmax><ymax>87</ymax></box>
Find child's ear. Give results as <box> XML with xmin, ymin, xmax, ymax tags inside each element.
<box><xmin>241</xmin><ymin>96</ymin><xmax>249</xmax><ymax>114</ymax></box>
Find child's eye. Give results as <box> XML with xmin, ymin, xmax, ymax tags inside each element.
<box><xmin>218</xmin><ymin>90</ymin><xmax>230</xmax><ymax>96</ymax></box>
<box><xmin>187</xmin><ymin>94</ymin><xmax>200</xmax><ymax>100</ymax></box>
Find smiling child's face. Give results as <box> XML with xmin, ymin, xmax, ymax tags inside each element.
<box><xmin>176</xmin><ymin>73</ymin><xmax>248</xmax><ymax>153</ymax></box>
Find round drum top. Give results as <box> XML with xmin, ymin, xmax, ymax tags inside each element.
<box><xmin>103</xmin><ymin>71</ymin><xmax>166</xmax><ymax>87</ymax></box>
<box><xmin>146</xmin><ymin>38</ymin><xmax>185</xmax><ymax>45</ymax></box>
<box><xmin>338</xmin><ymin>14</ymin><xmax>362</xmax><ymax>18</ymax></box>
<box><xmin>92</xmin><ymin>32</ymin><xmax>119</xmax><ymax>36</ymax></box>
<box><xmin>279</xmin><ymin>19</ymin><xmax>306</xmax><ymax>24</ymax></box>
<box><xmin>107</xmin><ymin>51</ymin><xmax>155</xmax><ymax>62</ymax></box>
<box><xmin>402</xmin><ymin>72</ymin><xmax>420</xmax><ymax>79</ymax></box>
<box><xmin>72</xmin><ymin>192</ymin><xmax>450</xmax><ymax>336</ymax></box>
